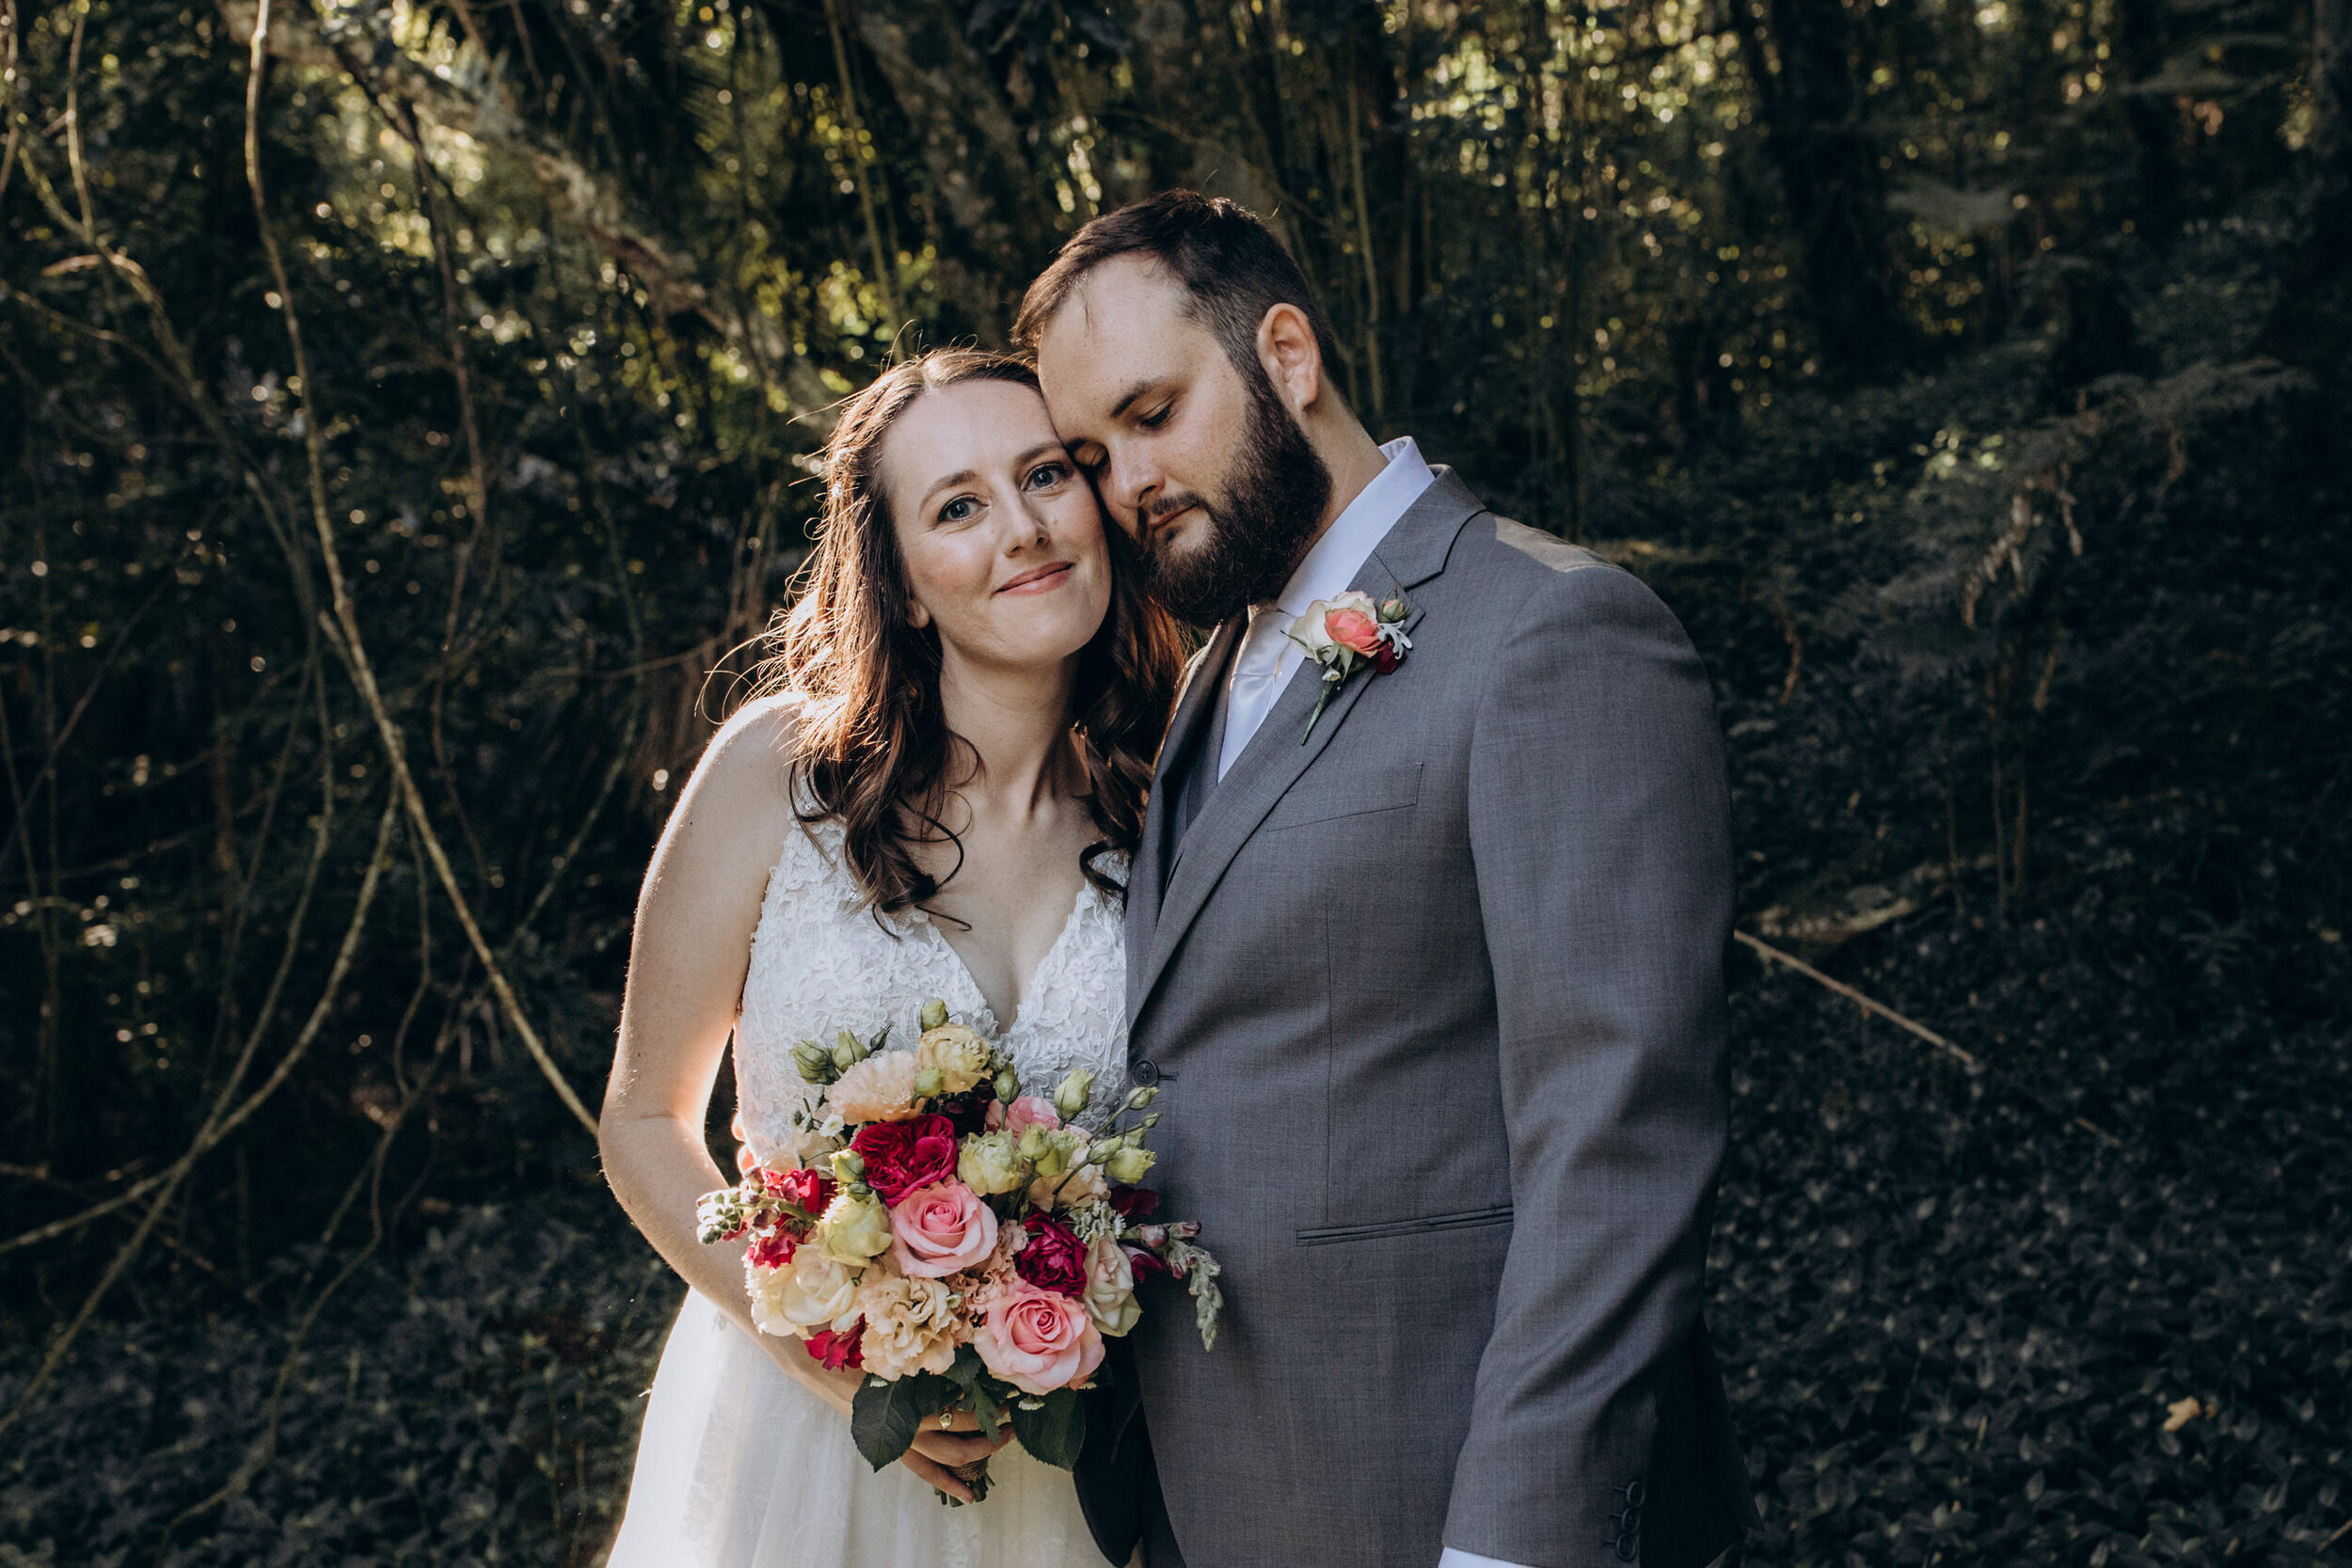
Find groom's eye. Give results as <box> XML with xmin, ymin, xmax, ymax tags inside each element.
<box><xmin>1138</xmin><ymin>403</ymin><xmax>1173</xmax><ymax>430</ymax></box>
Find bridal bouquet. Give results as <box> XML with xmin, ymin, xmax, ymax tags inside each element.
<box><xmin>695</xmin><ymin>1000</ymin><xmax>1221</xmax><ymax>1500</ymax></box>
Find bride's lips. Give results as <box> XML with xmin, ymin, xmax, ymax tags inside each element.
<box><xmin>995</xmin><ymin>562</ymin><xmax>1075</xmax><ymax>596</ymax></box>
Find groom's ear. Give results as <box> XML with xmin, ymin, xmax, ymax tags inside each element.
<box><xmin>1255</xmin><ymin>303</ymin><xmax>1326</xmax><ymax>416</ymax></box>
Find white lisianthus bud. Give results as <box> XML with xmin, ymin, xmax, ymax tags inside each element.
<box><xmin>1104</xmin><ymin>1146</ymin><xmax>1156</xmax><ymax>1184</ymax></box>
<box><xmin>1054</xmin><ymin>1069</ymin><xmax>1095</xmax><ymax>1122</ymax></box>
<box><xmin>815</xmin><ymin>1190</ymin><xmax>893</xmax><ymax>1263</ymax></box>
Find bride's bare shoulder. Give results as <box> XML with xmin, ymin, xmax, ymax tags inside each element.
<box><xmin>659</xmin><ymin>694</ymin><xmax>807</xmax><ymax>856</ymax></box>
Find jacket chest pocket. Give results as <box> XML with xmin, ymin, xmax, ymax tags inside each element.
<box><xmin>1258</xmin><ymin>762</ymin><xmax>1422</xmax><ymax>833</ymax></box>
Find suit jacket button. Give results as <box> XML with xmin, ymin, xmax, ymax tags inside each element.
<box><xmin>1132</xmin><ymin>1060</ymin><xmax>1161</xmax><ymax>1088</ymax></box>
<box><xmin>1622</xmin><ymin>1481</ymin><xmax>1646</xmax><ymax>1508</ymax></box>
<box><xmin>1614</xmin><ymin>1534</ymin><xmax>1639</xmax><ymax>1562</ymax></box>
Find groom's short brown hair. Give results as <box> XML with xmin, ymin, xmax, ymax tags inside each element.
<box><xmin>1013</xmin><ymin>190</ymin><xmax>1345</xmax><ymax>396</ymax></box>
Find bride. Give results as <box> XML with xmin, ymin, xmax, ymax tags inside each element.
<box><xmin>598</xmin><ymin>349</ymin><xmax>1185</xmax><ymax>1567</ymax></box>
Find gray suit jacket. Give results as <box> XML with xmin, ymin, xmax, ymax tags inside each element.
<box><xmin>1082</xmin><ymin>471</ymin><xmax>1753</xmax><ymax>1568</ymax></box>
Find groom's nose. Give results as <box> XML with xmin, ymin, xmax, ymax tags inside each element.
<box><xmin>1101</xmin><ymin>446</ymin><xmax>1159</xmax><ymax>531</ymax></box>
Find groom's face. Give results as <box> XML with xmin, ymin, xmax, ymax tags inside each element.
<box><xmin>1034</xmin><ymin>256</ymin><xmax>1329</xmax><ymax>625</ymax></box>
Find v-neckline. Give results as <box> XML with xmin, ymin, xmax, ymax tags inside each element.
<box><xmin>920</xmin><ymin>877</ymin><xmax>1094</xmax><ymax>1038</ymax></box>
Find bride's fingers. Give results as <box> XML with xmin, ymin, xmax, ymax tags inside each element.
<box><xmin>925</xmin><ymin>1409</ymin><xmax>1009</xmax><ymax>1438</ymax></box>
<box><xmin>910</xmin><ymin>1429</ymin><xmax>1003</xmax><ymax>1467</ymax></box>
<box><xmin>900</xmin><ymin>1450</ymin><xmax>977</xmax><ymax>1503</ymax></box>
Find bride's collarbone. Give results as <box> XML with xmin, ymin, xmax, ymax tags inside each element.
<box><xmin>912</xmin><ymin>830</ymin><xmax>1094</xmax><ymax>1031</ymax></box>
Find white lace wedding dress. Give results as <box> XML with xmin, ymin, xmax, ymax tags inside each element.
<box><xmin>607</xmin><ymin>814</ymin><xmax>1131</xmax><ymax>1568</ymax></box>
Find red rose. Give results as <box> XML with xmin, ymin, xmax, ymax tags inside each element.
<box><xmin>1107</xmin><ymin>1185</ymin><xmax>1160</xmax><ymax>1221</ymax></box>
<box><xmin>772</xmin><ymin>1166</ymin><xmax>835</xmax><ymax>1224</ymax></box>
<box><xmin>1015</xmin><ymin>1215</ymin><xmax>1088</xmax><ymax>1296</ymax></box>
<box><xmin>933</xmin><ymin>1087</ymin><xmax>993</xmax><ymax>1138</ymax></box>
<box><xmin>804</xmin><ymin>1319</ymin><xmax>865</xmax><ymax>1370</ymax></box>
<box><xmin>850</xmin><ymin>1116</ymin><xmax>959</xmax><ymax>1204</ymax></box>
<box><xmin>746</xmin><ymin>1227</ymin><xmax>799</xmax><ymax>1270</ymax></box>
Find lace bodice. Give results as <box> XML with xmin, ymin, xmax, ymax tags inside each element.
<box><xmin>733</xmin><ymin>816</ymin><xmax>1130</xmax><ymax>1162</ymax></box>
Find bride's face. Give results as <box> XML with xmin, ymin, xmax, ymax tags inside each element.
<box><xmin>879</xmin><ymin>379</ymin><xmax>1113</xmax><ymax>675</ymax></box>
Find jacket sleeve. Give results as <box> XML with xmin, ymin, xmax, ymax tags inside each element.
<box><xmin>1444</xmin><ymin>560</ymin><xmax>1734</xmax><ymax>1564</ymax></box>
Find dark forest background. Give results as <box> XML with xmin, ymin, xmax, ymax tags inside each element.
<box><xmin>3</xmin><ymin>0</ymin><xmax>2349</xmax><ymax>1560</ymax></box>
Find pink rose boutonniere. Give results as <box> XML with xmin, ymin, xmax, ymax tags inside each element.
<box><xmin>1288</xmin><ymin>589</ymin><xmax>1413</xmax><ymax>743</ymax></box>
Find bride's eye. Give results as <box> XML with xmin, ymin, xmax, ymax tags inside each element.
<box><xmin>1024</xmin><ymin>461</ymin><xmax>1069</xmax><ymax>491</ymax></box>
<box><xmin>938</xmin><ymin>495</ymin><xmax>981</xmax><ymax>525</ymax></box>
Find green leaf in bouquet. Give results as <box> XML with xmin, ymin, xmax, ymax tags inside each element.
<box><xmin>942</xmin><ymin>1343</ymin><xmax>985</xmax><ymax>1392</ymax></box>
<box><xmin>968</xmin><ymin>1379</ymin><xmax>1005</xmax><ymax>1443</ymax></box>
<box><xmin>1009</xmin><ymin>1386</ymin><xmax>1087</xmax><ymax>1470</ymax></box>
<box><xmin>850</xmin><ymin>1371</ymin><xmax>960</xmax><ymax>1472</ymax></box>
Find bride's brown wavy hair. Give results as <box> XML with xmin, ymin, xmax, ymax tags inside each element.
<box><xmin>753</xmin><ymin>349</ymin><xmax>1188</xmax><ymax>917</ymax></box>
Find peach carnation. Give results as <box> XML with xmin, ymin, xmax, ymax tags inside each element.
<box><xmin>828</xmin><ymin>1051</ymin><xmax>921</xmax><ymax>1122</ymax></box>
<box><xmin>853</xmin><ymin>1274</ymin><xmax>962</xmax><ymax>1379</ymax></box>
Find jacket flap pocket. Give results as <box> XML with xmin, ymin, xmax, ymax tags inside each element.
<box><xmin>1262</xmin><ymin>763</ymin><xmax>1423</xmax><ymax>832</ymax></box>
<box><xmin>1295</xmin><ymin>1203</ymin><xmax>1513</xmax><ymax>1246</ymax></box>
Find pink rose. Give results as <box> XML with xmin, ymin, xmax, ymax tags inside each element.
<box><xmin>1325</xmin><ymin>606</ymin><xmax>1382</xmax><ymax>658</ymax></box>
<box><xmin>887</xmin><ymin>1180</ymin><xmax>999</xmax><ymax>1277</ymax></box>
<box><xmin>975</xmin><ymin>1281</ymin><xmax>1104</xmax><ymax>1396</ymax></box>
<box><xmin>1005</xmin><ymin>1096</ymin><xmax>1061</xmax><ymax>1135</ymax></box>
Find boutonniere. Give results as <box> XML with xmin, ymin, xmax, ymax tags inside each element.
<box><xmin>1288</xmin><ymin>589</ymin><xmax>1413</xmax><ymax>744</ymax></box>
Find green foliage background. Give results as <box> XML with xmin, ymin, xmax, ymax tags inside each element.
<box><xmin>2</xmin><ymin>0</ymin><xmax>2348</xmax><ymax>1560</ymax></box>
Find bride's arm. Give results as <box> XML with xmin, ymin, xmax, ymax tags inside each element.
<box><xmin>599</xmin><ymin>701</ymin><xmax>850</xmax><ymax>1397</ymax></box>
<box><xmin>597</xmin><ymin>700</ymin><xmax>1000</xmax><ymax>1496</ymax></box>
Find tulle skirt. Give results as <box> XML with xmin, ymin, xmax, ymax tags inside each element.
<box><xmin>606</xmin><ymin>1290</ymin><xmax>1121</xmax><ymax>1568</ymax></box>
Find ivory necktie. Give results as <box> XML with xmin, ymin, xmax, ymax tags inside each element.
<box><xmin>1218</xmin><ymin>602</ymin><xmax>1296</xmax><ymax>780</ymax></box>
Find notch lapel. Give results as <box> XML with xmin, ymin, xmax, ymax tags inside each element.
<box><xmin>1125</xmin><ymin>617</ymin><xmax>1242</xmax><ymax>1009</ymax></box>
<box><xmin>1127</xmin><ymin>471</ymin><xmax>1485</xmax><ymax>1031</ymax></box>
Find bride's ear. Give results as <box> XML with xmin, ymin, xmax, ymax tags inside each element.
<box><xmin>906</xmin><ymin>597</ymin><xmax>933</xmax><ymax>630</ymax></box>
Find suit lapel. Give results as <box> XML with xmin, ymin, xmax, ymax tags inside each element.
<box><xmin>1126</xmin><ymin>618</ymin><xmax>1241</xmax><ymax>1008</ymax></box>
<box><xmin>1128</xmin><ymin>470</ymin><xmax>1485</xmax><ymax>1030</ymax></box>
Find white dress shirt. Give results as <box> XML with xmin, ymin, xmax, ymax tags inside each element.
<box><xmin>1209</xmin><ymin>435</ymin><xmax>1529</xmax><ymax>1568</ymax></box>
<box><xmin>1215</xmin><ymin>436</ymin><xmax>1438</xmax><ymax>780</ymax></box>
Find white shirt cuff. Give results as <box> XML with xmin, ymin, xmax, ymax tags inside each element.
<box><xmin>1438</xmin><ymin>1549</ymin><xmax>1536</xmax><ymax>1568</ymax></box>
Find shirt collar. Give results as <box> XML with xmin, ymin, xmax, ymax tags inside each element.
<box><xmin>1271</xmin><ymin>436</ymin><xmax>1437</xmax><ymax>619</ymax></box>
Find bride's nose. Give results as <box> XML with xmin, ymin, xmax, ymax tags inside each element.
<box><xmin>1003</xmin><ymin>496</ymin><xmax>1052</xmax><ymax>553</ymax></box>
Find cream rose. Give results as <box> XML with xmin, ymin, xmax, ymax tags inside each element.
<box><xmin>749</xmin><ymin>1245</ymin><xmax>858</xmax><ymax>1337</ymax></box>
<box><xmin>1082</xmin><ymin>1235</ymin><xmax>1141</xmax><ymax>1337</ymax></box>
<box><xmin>915</xmin><ymin>1022</ymin><xmax>992</xmax><ymax>1096</ymax></box>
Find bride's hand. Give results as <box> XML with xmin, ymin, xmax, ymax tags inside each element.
<box><xmin>905</xmin><ymin>1409</ymin><xmax>1011</xmax><ymax>1503</ymax></box>
<box><xmin>762</xmin><ymin>1338</ymin><xmax>1008</xmax><ymax>1503</ymax></box>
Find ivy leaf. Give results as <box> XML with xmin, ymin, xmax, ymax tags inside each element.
<box><xmin>850</xmin><ymin>1372</ymin><xmax>960</xmax><ymax>1472</ymax></box>
<box><xmin>1009</xmin><ymin>1386</ymin><xmax>1087</xmax><ymax>1470</ymax></box>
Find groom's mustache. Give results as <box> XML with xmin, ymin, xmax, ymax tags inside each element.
<box><xmin>1139</xmin><ymin>490</ymin><xmax>1210</xmax><ymax>537</ymax></box>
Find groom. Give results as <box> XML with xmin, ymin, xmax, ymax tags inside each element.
<box><xmin>1023</xmin><ymin>192</ymin><xmax>1753</xmax><ymax>1568</ymax></box>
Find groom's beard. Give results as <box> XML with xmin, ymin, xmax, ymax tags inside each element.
<box><xmin>1130</xmin><ymin>370</ymin><xmax>1332</xmax><ymax>627</ymax></box>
